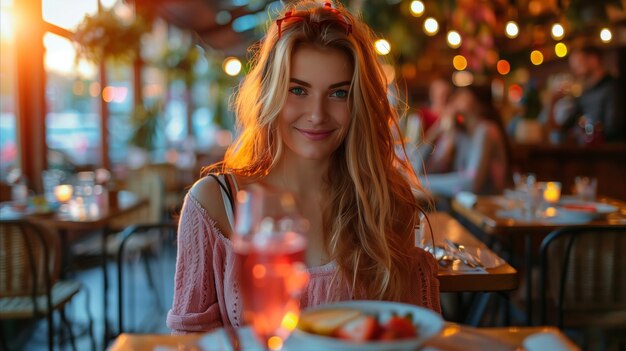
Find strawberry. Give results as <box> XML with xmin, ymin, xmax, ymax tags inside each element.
<box><xmin>335</xmin><ymin>315</ymin><xmax>378</xmax><ymax>342</ymax></box>
<box><xmin>379</xmin><ymin>316</ymin><xmax>417</xmax><ymax>340</ymax></box>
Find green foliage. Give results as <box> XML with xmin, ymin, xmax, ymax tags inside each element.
<box><xmin>158</xmin><ymin>45</ymin><xmax>202</xmax><ymax>86</ymax></box>
<box><xmin>73</xmin><ymin>8</ymin><xmax>148</xmax><ymax>63</ymax></box>
<box><xmin>129</xmin><ymin>101</ymin><xmax>162</xmax><ymax>150</ymax></box>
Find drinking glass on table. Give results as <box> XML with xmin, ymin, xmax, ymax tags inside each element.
<box><xmin>233</xmin><ymin>187</ymin><xmax>309</xmax><ymax>351</ymax></box>
<box><xmin>574</xmin><ymin>176</ymin><xmax>597</xmax><ymax>201</ymax></box>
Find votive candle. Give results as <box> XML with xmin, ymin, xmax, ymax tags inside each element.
<box><xmin>54</xmin><ymin>184</ymin><xmax>73</xmax><ymax>203</ymax></box>
<box><xmin>543</xmin><ymin>182</ymin><xmax>561</xmax><ymax>203</ymax></box>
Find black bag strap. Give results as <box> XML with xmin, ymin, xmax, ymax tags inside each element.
<box><xmin>207</xmin><ymin>173</ymin><xmax>234</xmax><ymax>211</ymax></box>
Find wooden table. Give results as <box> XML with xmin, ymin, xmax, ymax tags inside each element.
<box><xmin>451</xmin><ymin>195</ymin><xmax>626</xmax><ymax>324</ymax></box>
<box><xmin>1</xmin><ymin>190</ymin><xmax>150</xmax><ymax>349</ymax></box>
<box><xmin>109</xmin><ymin>325</ymin><xmax>578</xmax><ymax>351</ymax></box>
<box><xmin>430</xmin><ymin>212</ymin><xmax>518</xmax><ymax>293</ymax></box>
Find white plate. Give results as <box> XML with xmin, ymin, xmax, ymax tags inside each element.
<box><xmin>557</xmin><ymin>200</ymin><xmax>618</xmax><ymax>220</ymax></box>
<box><xmin>285</xmin><ymin>300</ymin><xmax>444</xmax><ymax>351</ymax></box>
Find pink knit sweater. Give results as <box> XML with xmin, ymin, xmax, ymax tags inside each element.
<box><xmin>166</xmin><ymin>194</ymin><xmax>441</xmax><ymax>334</ymax></box>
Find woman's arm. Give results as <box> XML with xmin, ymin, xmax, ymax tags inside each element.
<box><xmin>166</xmin><ymin>178</ymin><xmax>233</xmax><ymax>334</ymax></box>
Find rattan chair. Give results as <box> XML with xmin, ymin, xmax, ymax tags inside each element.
<box><xmin>0</xmin><ymin>219</ymin><xmax>95</xmax><ymax>351</ymax></box>
<box><xmin>539</xmin><ymin>225</ymin><xmax>626</xmax><ymax>347</ymax></box>
<box><xmin>116</xmin><ymin>222</ymin><xmax>178</xmax><ymax>335</ymax></box>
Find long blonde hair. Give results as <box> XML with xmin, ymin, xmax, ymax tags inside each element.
<box><xmin>207</xmin><ymin>0</ymin><xmax>424</xmax><ymax>302</ymax></box>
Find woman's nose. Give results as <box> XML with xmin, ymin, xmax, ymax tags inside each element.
<box><xmin>307</xmin><ymin>96</ymin><xmax>327</xmax><ymax>123</ymax></box>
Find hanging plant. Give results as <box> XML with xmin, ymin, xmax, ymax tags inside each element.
<box><xmin>73</xmin><ymin>8</ymin><xmax>148</xmax><ymax>63</ymax></box>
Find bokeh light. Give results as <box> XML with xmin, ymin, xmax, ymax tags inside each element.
<box><xmin>424</xmin><ymin>18</ymin><xmax>439</xmax><ymax>36</ymax></box>
<box><xmin>223</xmin><ymin>57</ymin><xmax>242</xmax><ymax>76</ymax></box>
<box><xmin>410</xmin><ymin>0</ymin><xmax>425</xmax><ymax>17</ymax></box>
<box><xmin>496</xmin><ymin>60</ymin><xmax>510</xmax><ymax>75</ymax></box>
<box><xmin>554</xmin><ymin>42</ymin><xmax>568</xmax><ymax>58</ymax></box>
<box><xmin>600</xmin><ymin>28</ymin><xmax>612</xmax><ymax>43</ymax></box>
<box><xmin>374</xmin><ymin>39</ymin><xmax>391</xmax><ymax>55</ymax></box>
<box><xmin>452</xmin><ymin>55</ymin><xmax>467</xmax><ymax>71</ymax></box>
<box><xmin>551</xmin><ymin>23</ymin><xmax>564</xmax><ymax>40</ymax></box>
<box><xmin>505</xmin><ymin>21</ymin><xmax>519</xmax><ymax>38</ymax></box>
<box><xmin>530</xmin><ymin>50</ymin><xmax>543</xmax><ymax>65</ymax></box>
<box><xmin>447</xmin><ymin>30</ymin><xmax>462</xmax><ymax>48</ymax></box>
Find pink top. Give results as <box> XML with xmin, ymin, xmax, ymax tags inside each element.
<box><xmin>166</xmin><ymin>194</ymin><xmax>441</xmax><ymax>334</ymax></box>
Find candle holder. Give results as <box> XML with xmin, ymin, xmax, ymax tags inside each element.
<box><xmin>54</xmin><ymin>184</ymin><xmax>73</xmax><ymax>214</ymax></box>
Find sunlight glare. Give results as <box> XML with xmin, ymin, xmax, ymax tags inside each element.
<box><xmin>42</xmin><ymin>0</ymin><xmax>98</xmax><ymax>31</ymax></box>
<box><xmin>43</xmin><ymin>32</ymin><xmax>76</xmax><ymax>75</ymax></box>
<box><xmin>1</xmin><ymin>6</ymin><xmax>13</xmax><ymax>40</ymax></box>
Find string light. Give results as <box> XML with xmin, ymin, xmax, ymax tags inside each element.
<box><xmin>554</xmin><ymin>42</ymin><xmax>567</xmax><ymax>57</ymax></box>
<box><xmin>410</xmin><ymin>0</ymin><xmax>425</xmax><ymax>17</ymax></box>
<box><xmin>530</xmin><ymin>50</ymin><xmax>543</xmax><ymax>65</ymax></box>
<box><xmin>551</xmin><ymin>23</ymin><xmax>564</xmax><ymax>40</ymax></box>
<box><xmin>374</xmin><ymin>39</ymin><xmax>391</xmax><ymax>55</ymax></box>
<box><xmin>600</xmin><ymin>28</ymin><xmax>612</xmax><ymax>43</ymax></box>
<box><xmin>505</xmin><ymin>21</ymin><xmax>519</xmax><ymax>38</ymax></box>
<box><xmin>447</xmin><ymin>30</ymin><xmax>462</xmax><ymax>48</ymax></box>
<box><xmin>496</xmin><ymin>60</ymin><xmax>510</xmax><ymax>75</ymax></box>
<box><xmin>423</xmin><ymin>17</ymin><xmax>439</xmax><ymax>36</ymax></box>
<box><xmin>452</xmin><ymin>55</ymin><xmax>467</xmax><ymax>70</ymax></box>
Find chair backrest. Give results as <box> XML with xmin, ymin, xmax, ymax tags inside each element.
<box><xmin>116</xmin><ymin>222</ymin><xmax>178</xmax><ymax>335</ymax></box>
<box><xmin>0</xmin><ymin>220</ymin><xmax>61</xmax><ymax>298</ymax></box>
<box><xmin>539</xmin><ymin>225</ymin><xmax>626</xmax><ymax>328</ymax></box>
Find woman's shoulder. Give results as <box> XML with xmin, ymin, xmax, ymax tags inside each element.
<box><xmin>188</xmin><ymin>175</ymin><xmax>234</xmax><ymax>237</ymax></box>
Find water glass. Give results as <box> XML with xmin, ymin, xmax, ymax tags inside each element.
<box><xmin>234</xmin><ymin>187</ymin><xmax>309</xmax><ymax>351</ymax></box>
<box><xmin>42</xmin><ymin>170</ymin><xmax>65</xmax><ymax>204</ymax></box>
<box><xmin>574</xmin><ymin>177</ymin><xmax>597</xmax><ymax>201</ymax></box>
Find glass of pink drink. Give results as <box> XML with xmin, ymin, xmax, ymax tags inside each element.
<box><xmin>233</xmin><ymin>187</ymin><xmax>309</xmax><ymax>351</ymax></box>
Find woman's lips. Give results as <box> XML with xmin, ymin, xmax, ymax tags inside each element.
<box><xmin>296</xmin><ymin>128</ymin><xmax>334</xmax><ymax>141</ymax></box>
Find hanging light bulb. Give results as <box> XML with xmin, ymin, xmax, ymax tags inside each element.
<box><xmin>410</xmin><ymin>0</ymin><xmax>425</xmax><ymax>17</ymax></box>
<box><xmin>505</xmin><ymin>21</ymin><xmax>519</xmax><ymax>38</ymax></box>
<box><xmin>424</xmin><ymin>18</ymin><xmax>439</xmax><ymax>36</ymax></box>
<box><xmin>447</xmin><ymin>30</ymin><xmax>462</xmax><ymax>48</ymax></box>
<box><xmin>551</xmin><ymin>23</ymin><xmax>565</xmax><ymax>40</ymax></box>
<box><xmin>600</xmin><ymin>28</ymin><xmax>612</xmax><ymax>43</ymax></box>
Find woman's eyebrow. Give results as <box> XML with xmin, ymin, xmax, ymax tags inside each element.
<box><xmin>289</xmin><ymin>78</ymin><xmax>351</xmax><ymax>89</ymax></box>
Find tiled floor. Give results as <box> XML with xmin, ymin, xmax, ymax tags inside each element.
<box><xmin>9</xmin><ymin>244</ymin><xmax>177</xmax><ymax>351</ymax></box>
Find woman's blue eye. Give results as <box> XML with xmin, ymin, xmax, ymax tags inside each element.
<box><xmin>289</xmin><ymin>87</ymin><xmax>306</xmax><ymax>96</ymax></box>
<box><xmin>331</xmin><ymin>89</ymin><xmax>348</xmax><ymax>99</ymax></box>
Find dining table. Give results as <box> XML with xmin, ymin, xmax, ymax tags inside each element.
<box><xmin>451</xmin><ymin>194</ymin><xmax>626</xmax><ymax>325</ymax></box>
<box><xmin>428</xmin><ymin>212</ymin><xmax>518</xmax><ymax>293</ymax></box>
<box><xmin>108</xmin><ymin>324</ymin><xmax>579</xmax><ymax>351</ymax></box>
<box><xmin>0</xmin><ymin>189</ymin><xmax>150</xmax><ymax>349</ymax></box>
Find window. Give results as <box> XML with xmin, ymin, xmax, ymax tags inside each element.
<box><xmin>0</xmin><ymin>0</ymin><xmax>17</xmax><ymax>178</ymax></box>
<box><xmin>43</xmin><ymin>32</ymin><xmax>101</xmax><ymax>168</ymax></box>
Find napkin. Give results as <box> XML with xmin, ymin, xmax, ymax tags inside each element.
<box><xmin>523</xmin><ymin>330</ymin><xmax>581</xmax><ymax>351</ymax></box>
<box><xmin>455</xmin><ymin>191</ymin><xmax>477</xmax><ymax>208</ymax></box>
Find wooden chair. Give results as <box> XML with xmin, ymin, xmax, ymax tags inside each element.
<box><xmin>116</xmin><ymin>222</ymin><xmax>178</xmax><ymax>335</ymax></box>
<box><xmin>539</xmin><ymin>225</ymin><xmax>626</xmax><ymax>348</ymax></box>
<box><xmin>0</xmin><ymin>219</ymin><xmax>95</xmax><ymax>351</ymax></box>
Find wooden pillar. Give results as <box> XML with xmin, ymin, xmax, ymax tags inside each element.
<box><xmin>99</xmin><ymin>61</ymin><xmax>110</xmax><ymax>170</ymax></box>
<box><xmin>14</xmin><ymin>0</ymin><xmax>47</xmax><ymax>192</ymax></box>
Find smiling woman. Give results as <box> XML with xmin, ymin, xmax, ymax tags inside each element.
<box><xmin>167</xmin><ymin>0</ymin><xmax>440</xmax><ymax>340</ymax></box>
